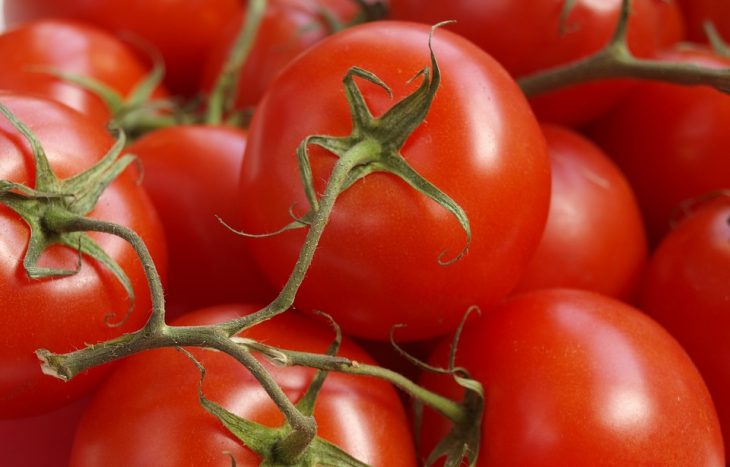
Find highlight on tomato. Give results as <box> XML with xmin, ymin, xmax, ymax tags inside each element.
<box><xmin>419</xmin><ymin>288</ymin><xmax>725</xmax><ymax>466</ymax></box>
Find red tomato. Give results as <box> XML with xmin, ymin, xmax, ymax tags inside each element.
<box><xmin>0</xmin><ymin>394</ymin><xmax>91</xmax><ymax>467</ymax></box>
<box><xmin>512</xmin><ymin>124</ymin><xmax>647</xmax><ymax>301</ymax></box>
<box><xmin>0</xmin><ymin>94</ymin><xmax>167</xmax><ymax>417</ymax></box>
<box><xmin>2</xmin><ymin>0</ymin><xmax>242</xmax><ymax>95</ymax></box>
<box><xmin>586</xmin><ymin>45</ymin><xmax>730</xmax><ymax>244</ymax></box>
<box><xmin>201</xmin><ymin>0</ymin><xmax>363</xmax><ymax>110</ymax></box>
<box><xmin>420</xmin><ymin>289</ymin><xmax>725</xmax><ymax>466</ymax></box>
<box><xmin>0</xmin><ymin>19</ymin><xmax>167</xmax><ymax>127</ymax></box>
<box><xmin>676</xmin><ymin>0</ymin><xmax>730</xmax><ymax>43</ymax></box>
<box><xmin>70</xmin><ymin>304</ymin><xmax>418</xmax><ymax>466</ymax></box>
<box><xmin>125</xmin><ymin>126</ymin><xmax>276</xmax><ymax>317</ymax></box>
<box><xmin>388</xmin><ymin>0</ymin><xmax>684</xmax><ymax>126</ymax></box>
<box><xmin>238</xmin><ymin>21</ymin><xmax>551</xmax><ymax>341</ymax></box>
<box><xmin>641</xmin><ymin>197</ymin><xmax>730</xmax><ymax>454</ymax></box>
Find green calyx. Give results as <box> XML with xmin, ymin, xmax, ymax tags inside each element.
<box><xmin>280</xmin><ymin>22</ymin><xmax>471</xmax><ymax>265</ymax></box>
<box><xmin>33</xmin><ymin>54</ymin><xmax>184</xmax><ymax>140</ymax></box>
<box><xmin>0</xmin><ymin>103</ymin><xmax>136</xmax><ymax>325</ymax></box>
<box><xmin>185</xmin><ymin>320</ymin><xmax>369</xmax><ymax>467</ymax></box>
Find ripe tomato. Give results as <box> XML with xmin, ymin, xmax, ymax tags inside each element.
<box><xmin>0</xmin><ymin>394</ymin><xmax>91</xmax><ymax>467</ymax></box>
<box><xmin>201</xmin><ymin>0</ymin><xmax>364</xmax><ymax>110</ymax></box>
<box><xmin>512</xmin><ymin>124</ymin><xmax>647</xmax><ymax>301</ymax></box>
<box><xmin>124</xmin><ymin>126</ymin><xmax>276</xmax><ymax>317</ymax></box>
<box><xmin>2</xmin><ymin>0</ymin><xmax>242</xmax><ymax>95</ymax></box>
<box><xmin>0</xmin><ymin>93</ymin><xmax>167</xmax><ymax>418</ymax></box>
<box><xmin>586</xmin><ymin>45</ymin><xmax>730</xmax><ymax>244</ymax></box>
<box><xmin>641</xmin><ymin>197</ymin><xmax>730</xmax><ymax>454</ymax></box>
<box><xmin>238</xmin><ymin>21</ymin><xmax>551</xmax><ymax>341</ymax></box>
<box><xmin>388</xmin><ymin>0</ymin><xmax>684</xmax><ymax>126</ymax></box>
<box><xmin>70</xmin><ymin>304</ymin><xmax>418</xmax><ymax>466</ymax></box>
<box><xmin>0</xmin><ymin>19</ymin><xmax>166</xmax><ymax>127</ymax></box>
<box><xmin>420</xmin><ymin>289</ymin><xmax>725</xmax><ymax>466</ymax></box>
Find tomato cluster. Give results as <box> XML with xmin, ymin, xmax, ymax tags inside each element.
<box><xmin>0</xmin><ymin>0</ymin><xmax>729</xmax><ymax>466</ymax></box>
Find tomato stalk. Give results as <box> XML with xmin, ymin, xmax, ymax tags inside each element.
<box><xmin>519</xmin><ymin>0</ymin><xmax>730</xmax><ymax>96</ymax></box>
<box><xmin>37</xmin><ymin>24</ymin><xmax>482</xmax><ymax>465</ymax></box>
<box><xmin>205</xmin><ymin>0</ymin><xmax>267</xmax><ymax>125</ymax></box>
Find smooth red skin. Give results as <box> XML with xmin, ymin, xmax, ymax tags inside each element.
<box><xmin>0</xmin><ymin>94</ymin><xmax>167</xmax><ymax>418</ymax></box>
<box><xmin>420</xmin><ymin>289</ymin><xmax>725</xmax><ymax>466</ymax></box>
<box><xmin>641</xmin><ymin>199</ymin><xmax>730</xmax><ymax>454</ymax></box>
<box><xmin>388</xmin><ymin>0</ymin><xmax>684</xmax><ymax>127</ymax></box>
<box><xmin>201</xmin><ymin>0</ymin><xmax>360</xmax><ymax>110</ymax></box>
<box><xmin>586</xmin><ymin>46</ymin><xmax>730</xmax><ymax>245</ymax></box>
<box><xmin>0</xmin><ymin>394</ymin><xmax>91</xmax><ymax>467</ymax></box>
<box><xmin>0</xmin><ymin>19</ymin><xmax>167</xmax><ymax>127</ymax></box>
<box><xmin>3</xmin><ymin>0</ymin><xmax>242</xmax><ymax>96</ymax></box>
<box><xmin>70</xmin><ymin>304</ymin><xmax>418</xmax><ymax>466</ymax></box>
<box><xmin>677</xmin><ymin>0</ymin><xmax>730</xmax><ymax>43</ymax></box>
<box><xmin>238</xmin><ymin>21</ymin><xmax>551</xmax><ymax>341</ymax></box>
<box><xmin>125</xmin><ymin>126</ymin><xmax>276</xmax><ymax>317</ymax></box>
<box><xmin>512</xmin><ymin>124</ymin><xmax>647</xmax><ymax>301</ymax></box>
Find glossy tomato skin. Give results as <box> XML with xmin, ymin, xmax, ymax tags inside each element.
<box><xmin>70</xmin><ymin>304</ymin><xmax>418</xmax><ymax>466</ymax></box>
<box><xmin>388</xmin><ymin>0</ymin><xmax>684</xmax><ymax>126</ymax></box>
<box><xmin>239</xmin><ymin>21</ymin><xmax>551</xmax><ymax>341</ymax></box>
<box><xmin>3</xmin><ymin>0</ymin><xmax>242</xmax><ymax>95</ymax></box>
<box><xmin>125</xmin><ymin>126</ymin><xmax>276</xmax><ymax>317</ymax></box>
<box><xmin>0</xmin><ymin>94</ymin><xmax>167</xmax><ymax>418</ymax></box>
<box><xmin>420</xmin><ymin>289</ymin><xmax>725</xmax><ymax>466</ymax></box>
<box><xmin>512</xmin><ymin>124</ymin><xmax>647</xmax><ymax>301</ymax></box>
<box><xmin>0</xmin><ymin>19</ymin><xmax>167</xmax><ymax>127</ymax></box>
<box><xmin>586</xmin><ymin>45</ymin><xmax>730</xmax><ymax>244</ymax></box>
<box><xmin>641</xmin><ymin>198</ymin><xmax>730</xmax><ymax>454</ymax></box>
<box><xmin>201</xmin><ymin>0</ymin><xmax>362</xmax><ymax>110</ymax></box>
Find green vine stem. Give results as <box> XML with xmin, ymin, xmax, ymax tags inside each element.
<box><xmin>233</xmin><ymin>337</ymin><xmax>467</xmax><ymax>424</ymax></box>
<box><xmin>205</xmin><ymin>0</ymin><xmax>267</xmax><ymax>124</ymax></box>
<box><xmin>518</xmin><ymin>0</ymin><xmax>730</xmax><ymax>96</ymax></box>
<box><xmin>52</xmin><ymin>216</ymin><xmax>167</xmax><ymax>331</ymax></box>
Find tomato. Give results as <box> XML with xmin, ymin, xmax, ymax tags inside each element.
<box><xmin>640</xmin><ymin>197</ymin><xmax>730</xmax><ymax>454</ymax></box>
<box><xmin>70</xmin><ymin>304</ymin><xmax>418</xmax><ymax>466</ymax></box>
<box><xmin>585</xmin><ymin>45</ymin><xmax>730</xmax><ymax>244</ymax></box>
<box><xmin>512</xmin><ymin>124</ymin><xmax>647</xmax><ymax>301</ymax></box>
<box><xmin>676</xmin><ymin>0</ymin><xmax>730</xmax><ymax>44</ymax></box>
<box><xmin>238</xmin><ymin>21</ymin><xmax>551</xmax><ymax>341</ymax></box>
<box><xmin>201</xmin><ymin>0</ymin><xmax>365</xmax><ymax>110</ymax></box>
<box><xmin>124</xmin><ymin>126</ymin><xmax>276</xmax><ymax>317</ymax></box>
<box><xmin>420</xmin><ymin>289</ymin><xmax>725</xmax><ymax>466</ymax></box>
<box><xmin>0</xmin><ymin>394</ymin><xmax>91</xmax><ymax>467</ymax></box>
<box><xmin>0</xmin><ymin>19</ymin><xmax>166</xmax><ymax>127</ymax></box>
<box><xmin>2</xmin><ymin>0</ymin><xmax>242</xmax><ymax>96</ymax></box>
<box><xmin>0</xmin><ymin>93</ymin><xmax>167</xmax><ymax>417</ymax></box>
<box><xmin>388</xmin><ymin>0</ymin><xmax>684</xmax><ymax>126</ymax></box>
